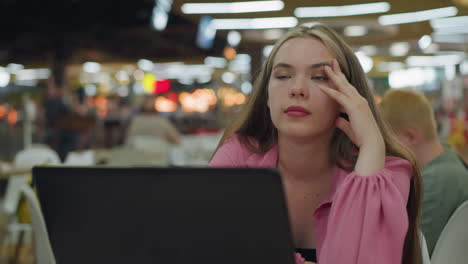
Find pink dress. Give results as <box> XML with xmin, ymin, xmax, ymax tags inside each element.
<box><xmin>209</xmin><ymin>135</ymin><xmax>412</xmax><ymax>264</ymax></box>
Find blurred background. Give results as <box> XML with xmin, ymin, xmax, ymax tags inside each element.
<box><xmin>0</xmin><ymin>0</ymin><xmax>467</xmax><ymax>165</ymax></box>
<box><xmin>0</xmin><ymin>0</ymin><xmax>467</xmax><ymax>262</ymax></box>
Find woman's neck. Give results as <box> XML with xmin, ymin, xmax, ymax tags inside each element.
<box><xmin>277</xmin><ymin>134</ymin><xmax>334</xmax><ymax>183</ymax></box>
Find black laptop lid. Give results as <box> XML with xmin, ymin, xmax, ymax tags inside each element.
<box><xmin>33</xmin><ymin>167</ymin><xmax>295</xmax><ymax>264</ymax></box>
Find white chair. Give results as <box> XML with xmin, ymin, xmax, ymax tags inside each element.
<box><xmin>1</xmin><ymin>146</ymin><xmax>60</xmax><ymax>263</ymax></box>
<box><xmin>431</xmin><ymin>200</ymin><xmax>468</xmax><ymax>264</ymax></box>
<box><xmin>19</xmin><ymin>184</ymin><xmax>56</xmax><ymax>264</ymax></box>
<box><xmin>3</xmin><ymin>147</ymin><xmax>60</xmax><ymax>215</ymax></box>
<box><xmin>64</xmin><ymin>150</ymin><xmax>95</xmax><ymax>166</ymax></box>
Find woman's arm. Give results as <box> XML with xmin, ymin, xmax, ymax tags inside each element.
<box><xmin>320</xmin><ymin>59</ymin><xmax>385</xmax><ymax>176</ymax></box>
<box><xmin>318</xmin><ymin>157</ymin><xmax>412</xmax><ymax>264</ymax></box>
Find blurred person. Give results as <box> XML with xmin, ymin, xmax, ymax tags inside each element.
<box><xmin>126</xmin><ymin>96</ymin><xmax>181</xmax><ymax>145</ymax></box>
<box><xmin>210</xmin><ymin>24</ymin><xmax>422</xmax><ymax>264</ymax></box>
<box><xmin>41</xmin><ymin>80</ymin><xmax>75</xmax><ymax>161</ymax></box>
<box><xmin>380</xmin><ymin>88</ymin><xmax>468</xmax><ymax>256</ymax></box>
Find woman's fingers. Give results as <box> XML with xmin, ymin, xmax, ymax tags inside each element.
<box><xmin>319</xmin><ymin>85</ymin><xmax>348</xmax><ymax>108</ymax></box>
<box><xmin>324</xmin><ymin>59</ymin><xmax>358</xmax><ymax>97</ymax></box>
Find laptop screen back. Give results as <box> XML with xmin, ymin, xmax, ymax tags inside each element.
<box><xmin>33</xmin><ymin>167</ymin><xmax>295</xmax><ymax>264</ymax></box>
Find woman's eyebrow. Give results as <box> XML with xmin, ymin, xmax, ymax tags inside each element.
<box><xmin>272</xmin><ymin>63</ymin><xmax>292</xmax><ymax>70</ymax></box>
<box><xmin>309</xmin><ymin>62</ymin><xmax>332</xmax><ymax>69</ymax></box>
<box><xmin>272</xmin><ymin>61</ymin><xmax>332</xmax><ymax>70</ymax></box>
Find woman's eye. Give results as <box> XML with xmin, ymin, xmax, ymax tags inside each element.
<box><xmin>312</xmin><ymin>76</ymin><xmax>329</xmax><ymax>81</ymax></box>
<box><xmin>276</xmin><ymin>75</ymin><xmax>290</xmax><ymax>80</ymax></box>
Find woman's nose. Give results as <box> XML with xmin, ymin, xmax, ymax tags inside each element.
<box><xmin>288</xmin><ymin>78</ymin><xmax>309</xmax><ymax>98</ymax></box>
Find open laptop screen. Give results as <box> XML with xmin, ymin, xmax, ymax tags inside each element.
<box><xmin>33</xmin><ymin>167</ymin><xmax>295</xmax><ymax>264</ymax></box>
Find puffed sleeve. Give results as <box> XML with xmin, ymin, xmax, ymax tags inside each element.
<box><xmin>318</xmin><ymin>157</ymin><xmax>412</xmax><ymax>264</ymax></box>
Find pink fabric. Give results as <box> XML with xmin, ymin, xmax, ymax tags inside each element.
<box><xmin>209</xmin><ymin>135</ymin><xmax>412</xmax><ymax>264</ymax></box>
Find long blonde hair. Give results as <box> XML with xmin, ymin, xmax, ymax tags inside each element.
<box><xmin>213</xmin><ymin>24</ymin><xmax>422</xmax><ymax>264</ymax></box>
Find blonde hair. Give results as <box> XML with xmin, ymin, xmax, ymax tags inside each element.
<box><xmin>212</xmin><ymin>24</ymin><xmax>422</xmax><ymax>264</ymax></box>
<box><xmin>380</xmin><ymin>89</ymin><xmax>437</xmax><ymax>141</ymax></box>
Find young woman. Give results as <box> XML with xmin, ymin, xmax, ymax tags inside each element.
<box><xmin>209</xmin><ymin>24</ymin><xmax>422</xmax><ymax>264</ymax></box>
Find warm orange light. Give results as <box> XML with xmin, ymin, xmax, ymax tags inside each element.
<box><xmin>218</xmin><ymin>86</ymin><xmax>246</xmax><ymax>107</ymax></box>
<box><xmin>155</xmin><ymin>96</ymin><xmax>177</xmax><ymax>112</ymax></box>
<box><xmin>234</xmin><ymin>93</ymin><xmax>246</xmax><ymax>105</ymax></box>
<box><xmin>223</xmin><ymin>46</ymin><xmax>237</xmax><ymax>61</ymax></box>
<box><xmin>374</xmin><ymin>94</ymin><xmax>382</xmax><ymax>104</ymax></box>
<box><xmin>94</xmin><ymin>96</ymin><xmax>108</xmax><ymax>117</ymax></box>
<box><xmin>0</xmin><ymin>105</ymin><xmax>6</xmax><ymax>119</ymax></box>
<box><xmin>179</xmin><ymin>89</ymin><xmax>217</xmax><ymax>112</ymax></box>
<box><xmin>7</xmin><ymin>109</ymin><xmax>17</xmax><ymax>125</ymax></box>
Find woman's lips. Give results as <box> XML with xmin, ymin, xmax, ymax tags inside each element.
<box><xmin>284</xmin><ymin>106</ymin><xmax>310</xmax><ymax>117</ymax></box>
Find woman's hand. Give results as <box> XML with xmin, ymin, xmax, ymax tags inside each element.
<box><xmin>295</xmin><ymin>253</ymin><xmax>317</xmax><ymax>264</ymax></box>
<box><xmin>319</xmin><ymin>59</ymin><xmax>385</xmax><ymax>176</ymax></box>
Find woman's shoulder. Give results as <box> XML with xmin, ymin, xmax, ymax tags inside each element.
<box><xmin>209</xmin><ymin>134</ymin><xmax>276</xmax><ymax>168</ymax></box>
<box><xmin>209</xmin><ymin>134</ymin><xmax>254</xmax><ymax>167</ymax></box>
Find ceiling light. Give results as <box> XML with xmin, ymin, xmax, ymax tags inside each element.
<box><xmin>263</xmin><ymin>45</ymin><xmax>274</xmax><ymax>57</ymax></box>
<box><xmin>137</xmin><ymin>59</ymin><xmax>154</xmax><ymax>72</ymax></box>
<box><xmin>6</xmin><ymin>63</ymin><xmax>24</xmax><ymax>74</ymax></box>
<box><xmin>377</xmin><ymin>62</ymin><xmax>405</xmax><ymax>72</ymax></box>
<box><xmin>212</xmin><ymin>17</ymin><xmax>297</xmax><ymax>30</ymax></box>
<box><xmin>16</xmin><ymin>69</ymin><xmax>51</xmax><ymax>80</ymax></box>
<box><xmin>433</xmin><ymin>26</ymin><xmax>468</xmax><ymax>35</ymax></box>
<box><xmin>204</xmin><ymin>56</ymin><xmax>227</xmax><ymax>68</ymax></box>
<box><xmin>406</xmin><ymin>55</ymin><xmax>463</xmax><ymax>67</ymax></box>
<box><xmin>432</xmin><ymin>34</ymin><xmax>468</xmax><ymax>43</ymax></box>
<box><xmin>263</xmin><ymin>29</ymin><xmax>284</xmax><ymax>40</ymax></box>
<box><xmin>181</xmin><ymin>1</ymin><xmax>284</xmax><ymax>14</ymax></box>
<box><xmin>389</xmin><ymin>42</ymin><xmax>410</xmax><ymax>57</ymax></box>
<box><xmin>418</xmin><ymin>35</ymin><xmax>432</xmax><ymax>50</ymax></box>
<box><xmin>222</xmin><ymin>72</ymin><xmax>236</xmax><ymax>84</ymax></box>
<box><xmin>360</xmin><ymin>45</ymin><xmax>378</xmax><ymax>56</ymax></box>
<box><xmin>295</xmin><ymin>2</ymin><xmax>390</xmax><ymax>18</ymax></box>
<box><xmin>389</xmin><ymin>68</ymin><xmax>435</xmax><ymax>89</ymax></box>
<box><xmin>0</xmin><ymin>71</ymin><xmax>10</xmax><ymax>87</ymax></box>
<box><xmin>227</xmin><ymin>31</ymin><xmax>242</xmax><ymax>47</ymax></box>
<box><xmin>378</xmin><ymin>6</ymin><xmax>458</xmax><ymax>25</ymax></box>
<box><xmin>423</xmin><ymin>43</ymin><xmax>439</xmax><ymax>54</ymax></box>
<box><xmin>344</xmin><ymin>25</ymin><xmax>368</xmax><ymax>37</ymax></box>
<box><xmin>430</xmin><ymin>15</ymin><xmax>468</xmax><ymax>29</ymax></box>
<box><xmin>355</xmin><ymin>51</ymin><xmax>373</xmax><ymax>73</ymax></box>
<box><xmin>241</xmin><ymin>82</ymin><xmax>253</xmax><ymax>94</ymax></box>
<box><xmin>83</xmin><ymin>62</ymin><xmax>101</xmax><ymax>73</ymax></box>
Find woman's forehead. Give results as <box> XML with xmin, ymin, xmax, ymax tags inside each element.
<box><xmin>273</xmin><ymin>37</ymin><xmax>334</xmax><ymax>66</ymax></box>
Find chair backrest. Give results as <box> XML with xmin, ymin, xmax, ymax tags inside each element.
<box><xmin>420</xmin><ymin>231</ymin><xmax>431</xmax><ymax>264</ymax></box>
<box><xmin>19</xmin><ymin>184</ymin><xmax>56</xmax><ymax>264</ymax></box>
<box><xmin>14</xmin><ymin>147</ymin><xmax>61</xmax><ymax>170</ymax></box>
<box><xmin>3</xmin><ymin>147</ymin><xmax>61</xmax><ymax>215</ymax></box>
<box><xmin>431</xmin><ymin>200</ymin><xmax>468</xmax><ymax>264</ymax></box>
<box><xmin>64</xmin><ymin>150</ymin><xmax>94</xmax><ymax>166</ymax></box>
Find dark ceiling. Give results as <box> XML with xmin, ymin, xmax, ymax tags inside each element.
<box><xmin>0</xmin><ymin>0</ymin><xmax>227</xmax><ymax>65</ymax></box>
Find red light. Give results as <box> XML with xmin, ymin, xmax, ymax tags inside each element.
<box><xmin>166</xmin><ymin>91</ymin><xmax>178</xmax><ymax>103</ymax></box>
<box><xmin>154</xmin><ymin>79</ymin><xmax>171</xmax><ymax>94</ymax></box>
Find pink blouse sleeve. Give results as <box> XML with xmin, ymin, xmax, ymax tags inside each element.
<box><xmin>318</xmin><ymin>157</ymin><xmax>412</xmax><ymax>264</ymax></box>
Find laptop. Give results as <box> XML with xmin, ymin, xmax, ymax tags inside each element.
<box><xmin>33</xmin><ymin>167</ymin><xmax>296</xmax><ymax>264</ymax></box>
